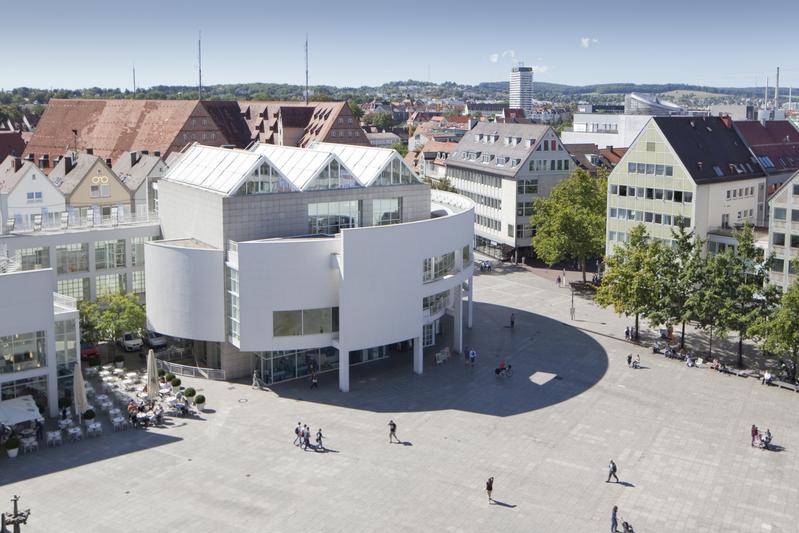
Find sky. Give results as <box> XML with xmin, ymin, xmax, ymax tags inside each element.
<box><xmin>1</xmin><ymin>0</ymin><xmax>796</xmax><ymax>91</ymax></box>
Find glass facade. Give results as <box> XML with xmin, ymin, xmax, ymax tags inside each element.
<box><xmin>56</xmin><ymin>243</ymin><xmax>88</xmax><ymax>274</ymax></box>
<box><xmin>131</xmin><ymin>270</ymin><xmax>146</xmax><ymax>296</ymax></box>
<box><xmin>1</xmin><ymin>375</ymin><xmax>48</xmax><ymax>414</ymax></box>
<box><xmin>273</xmin><ymin>308</ymin><xmax>339</xmax><ymax>337</ymax></box>
<box><xmin>308</xmin><ymin>201</ymin><xmax>361</xmax><ymax>235</ymax></box>
<box><xmin>55</xmin><ymin>319</ymin><xmax>78</xmax><ymax>378</ymax></box>
<box><xmin>226</xmin><ymin>267</ymin><xmax>240</xmax><ymax>341</ymax></box>
<box><xmin>1</xmin><ymin>330</ymin><xmax>47</xmax><ymax>374</ymax></box>
<box><xmin>423</xmin><ymin>251</ymin><xmax>456</xmax><ymax>283</ymax></box>
<box><xmin>95</xmin><ymin>239</ymin><xmax>126</xmax><ymax>270</ymax></box>
<box><xmin>57</xmin><ymin>277</ymin><xmax>90</xmax><ymax>301</ymax></box>
<box><xmin>306</xmin><ymin>159</ymin><xmax>358</xmax><ymax>190</ymax></box>
<box><xmin>14</xmin><ymin>247</ymin><xmax>50</xmax><ymax>271</ymax></box>
<box><xmin>96</xmin><ymin>273</ymin><xmax>125</xmax><ymax>298</ymax></box>
<box><xmin>423</xmin><ymin>290</ymin><xmax>449</xmax><ymax>315</ymax></box>
<box><xmin>239</xmin><ymin>163</ymin><xmax>293</xmax><ymax>195</ymax></box>
<box><xmin>373</xmin><ymin>158</ymin><xmax>418</xmax><ymax>186</ymax></box>
<box><xmin>254</xmin><ymin>347</ymin><xmax>340</xmax><ymax>384</ymax></box>
<box><xmin>372</xmin><ymin>198</ymin><xmax>402</xmax><ymax>226</ymax></box>
<box><xmin>130</xmin><ymin>236</ymin><xmax>152</xmax><ymax>267</ymax></box>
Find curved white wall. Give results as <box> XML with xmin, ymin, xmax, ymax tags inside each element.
<box><xmin>144</xmin><ymin>241</ymin><xmax>225</xmax><ymax>342</ymax></box>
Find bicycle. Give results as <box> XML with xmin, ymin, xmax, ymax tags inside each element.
<box><xmin>495</xmin><ymin>364</ymin><xmax>513</xmax><ymax>377</ymax></box>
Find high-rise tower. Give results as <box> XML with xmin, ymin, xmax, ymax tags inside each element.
<box><xmin>509</xmin><ymin>65</ymin><xmax>533</xmax><ymax>117</ymax></box>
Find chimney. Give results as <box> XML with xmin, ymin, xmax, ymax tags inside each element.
<box><xmin>721</xmin><ymin>115</ymin><xmax>733</xmax><ymax>129</ymax></box>
<box><xmin>105</xmin><ymin>158</ymin><xmax>113</xmax><ymax>168</ymax></box>
<box><xmin>86</xmin><ymin>148</ymin><xmax>93</xmax><ymax>155</ymax></box>
<box><xmin>697</xmin><ymin>161</ymin><xmax>704</xmax><ymax>171</ymax></box>
<box><xmin>38</xmin><ymin>155</ymin><xmax>49</xmax><ymax>169</ymax></box>
<box><xmin>153</xmin><ymin>150</ymin><xmax>161</xmax><ymax>157</ymax></box>
<box><xmin>64</xmin><ymin>156</ymin><xmax>74</xmax><ymax>174</ymax></box>
<box><xmin>26</xmin><ymin>153</ymin><xmax>34</xmax><ymax>162</ymax></box>
<box><xmin>130</xmin><ymin>151</ymin><xmax>138</xmax><ymax>167</ymax></box>
<box><xmin>140</xmin><ymin>150</ymin><xmax>149</xmax><ymax>156</ymax></box>
<box><xmin>12</xmin><ymin>157</ymin><xmax>21</xmax><ymax>172</ymax></box>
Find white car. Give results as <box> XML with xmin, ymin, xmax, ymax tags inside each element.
<box><xmin>117</xmin><ymin>332</ymin><xmax>144</xmax><ymax>352</ymax></box>
<box><xmin>144</xmin><ymin>330</ymin><xmax>168</xmax><ymax>349</ymax></box>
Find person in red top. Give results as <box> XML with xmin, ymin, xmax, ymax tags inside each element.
<box><xmin>751</xmin><ymin>424</ymin><xmax>759</xmax><ymax>447</ymax></box>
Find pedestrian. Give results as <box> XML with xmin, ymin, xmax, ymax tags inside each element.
<box><xmin>316</xmin><ymin>428</ymin><xmax>324</xmax><ymax>451</ymax></box>
<box><xmin>485</xmin><ymin>476</ymin><xmax>494</xmax><ymax>502</ymax></box>
<box><xmin>510</xmin><ymin>313</ymin><xmax>515</xmax><ymax>329</ymax></box>
<box><xmin>751</xmin><ymin>424</ymin><xmax>759</xmax><ymax>447</ymax></box>
<box><xmin>626</xmin><ymin>354</ymin><xmax>632</xmax><ymax>367</ymax></box>
<box><xmin>611</xmin><ymin>505</ymin><xmax>619</xmax><ymax>533</ymax></box>
<box><xmin>388</xmin><ymin>420</ymin><xmax>400</xmax><ymax>443</ymax></box>
<box><xmin>310</xmin><ymin>371</ymin><xmax>318</xmax><ymax>389</ymax></box>
<box><xmin>35</xmin><ymin>419</ymin><xmax>44</xmax><ymax>440</ymax></box>
<box><xmin>252</xmin><ymin>370</ymin><xmax>260</xmax><ymax>389</ymax></box>
<box><xmin>303</xmin><ymin>425</ymin><xmax>311</xmax><ymax>450</ymax></box>
<box><xmin>607</xmin><ymin>459</ymin><xmax>619</xmax><ymax>483</ymax></box>
<box><xmin>624</xmin><ymin>327</ymin><xmax>630</xmax><ymax>341</ymax></box>
<box><xmin>469</xmin><ymin>349</ymin><xmax>476</xmax><ymax>367</ymax></box>
<box><xmin>570</xmin><ymin>306</ymin><xmax>576</xmax><ymax>320</ymax></box>
<box><xmin>294</xmin><ymin>421</ymin><xmax>302</xmax><ymax>446</ymax></box>
<box><xmin>61</xmin><ymin>407</ymin><xmax>68</xmax><ymax>420</ymax></box>
<box><xmin>556</xmin><ymin>275</ymin><xmax>561</xmax><ymax>287</ymax></box>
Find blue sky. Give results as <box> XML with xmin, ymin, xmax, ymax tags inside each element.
<box><xmin>1</xmin><ymin>0</ymin><xmax>796</xmax><ymax>90</ymax></box>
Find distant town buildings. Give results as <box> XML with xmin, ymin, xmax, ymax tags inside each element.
<box><xmin>509</xmin><ymin>66</ymin><xmax>534</xmax><ymax>118</ymax></box>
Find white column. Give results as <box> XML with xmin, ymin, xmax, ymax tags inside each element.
<box><xmin>467</xmin><ymin>275</ymin><xmax>473</xmax><ymax>328</ymax></box>
<box><xmin>46</xmin><ymin>318</ymin><xmax>59</xmax><ymax>417</ymax></box>
<box><xmin>338</xmin><ymin>347</ymin><xmax>350</xmax><ymax>392</ymax></box>
<box><xmin>413</xmin><ymin>336</ymin><xmax>423</xmax><ymax>375</ymax></box>
<box><xmin>453</xmin><ymin>285</ymin><xmax>463</xmax><ymax>354</ymax></box>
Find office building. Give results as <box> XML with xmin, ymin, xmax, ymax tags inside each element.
<box><xmin>766</xmin><ymin>170</ymin><xmax>799</xmax><ymax>291</ymax></box>
<box><xmin>144</xmin><ymin>142</ymin><xmax>475</xmax><ymax>391</ymax></box>
<box><xmin>509</xmin><ymin>66</ymin><xmax>533</xmax><ymax>118</ymax></box>
<box><xmin>446</xmin><ymin>122</ymin><xmax>572</xmax><ymax>260</ymax></box>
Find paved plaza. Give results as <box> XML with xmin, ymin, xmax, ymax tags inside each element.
<box><xmin>2</xmin><ymin>265</ymin><xmax>799</xmax><ymax>532</ymax></box>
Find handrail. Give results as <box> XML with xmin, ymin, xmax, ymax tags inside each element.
<box><xmin>155</xmin><ymin>359</ymin><xmax>226</xmax><ymax>381</ymax></box>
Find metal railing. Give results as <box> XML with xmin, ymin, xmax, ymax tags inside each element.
<box><xmin>8</xmin><ymin>212</ymin><xmax>159</xmax><ymax>235</ymax></box>
<box><xmin>53</xmin><ymin>292</ymin><xmax>77</xmax><ymax>312</ymax></box>
<box><xmin>156</xmin><ymin>359</ymin><xmax>226</xmax><ymax>381</ymax></box>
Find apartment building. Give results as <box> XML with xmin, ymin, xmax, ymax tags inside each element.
<box><xmin>446</xmin><ymin>122</ymin><xmax>572</xmax><ymax>260</ymax></box>
<box><xmin>0</xmin><ymin>156</ymin><xmax>66</xmax><ymax>229</ymax></box>
<box><xmin>606</xmin><ymin>116</ymin><xmax>767</xmax><ymax>255</ymax></box>
<box><xmin>509</xmin><ymin>66</ymin><xmax>534</xmax><ymax>118</ymax></box>
<box><xmin>767</xmin><ymin>170</ymin><xmax>799</xmax><ymax>291</ymax></box>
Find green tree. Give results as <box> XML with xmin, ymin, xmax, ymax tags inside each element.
<box><xmin>348</xmin><ymin>101</ymin><xmax>364</xmax><ymax>122</ymax></box>
<box><xmin>390</xmin><ymin>142</ymin><xmax>408</xmax><ymax>157</ymax></box>
<box><xmin>752</xmin><ymin>265</ymin><xmax>799</xmax><ymax>380</ymax></box>
<box><xmin>530</xmin><ymin>168</ymin><xmax>606</xmax><ymax>281</ymax></box>
<box><xmin>595</xmin><ymin>224</ymin><xmax>659</xmax><ymax>339</ymax></box>
<box><xmin>688</xmin><ymin>250</ymin><xmax>732</xmax><ymax>358</ymax></box>
<box><xmin>647</xmin><ymin>221</ymin><xmax>705</xmax><ymax>348</ymax></box>
<box><xmin>77</xmin><ymin>300</ymin><xmax>102</xmax><ymax>344</ymax></box>
<box><xmin>94</xmin><ymin>294</ymin><xmax>146</xmax><ymax>356</ymax></box>
<box><xmin>363</xmin><ymin>111</ymin><xmax>394</xmax><ymax>131</ymax></box>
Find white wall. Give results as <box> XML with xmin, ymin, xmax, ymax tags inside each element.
<box><xmin>6</xmin><ymin>166</ymin><xmax>66</xmax><ymax>224</ymax></box>
<box><xmin>144</xmin><ymin>241</ymin><xmax>225</xmax><ymax>342</ymax></box>
<box><xmin>562</xmin><ymin>114</ymin><xmax>652</xmax><ymax>149</ymax></box>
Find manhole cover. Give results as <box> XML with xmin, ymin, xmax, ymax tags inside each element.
<box><xmin>238</xmin><ymin>398</ymin><xmax>248</xmax><ymax>403</ymax></box>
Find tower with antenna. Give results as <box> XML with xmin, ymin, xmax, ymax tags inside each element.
<box><xmin>198</xmin><ymin>30</ymin><xmax>203</xmax><ymax>100</ymax></box>
<box><xmin>304</xmin><ymin>34</ymin><xmax>309</xmax><ymax>105</ymax></box>
<box><xmin>132</xmin><ymin>63</ymin><xmax>137</xmax><ymax>95</ymax></box>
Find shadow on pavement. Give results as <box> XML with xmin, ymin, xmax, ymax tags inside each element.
<box><xmin>270</xmin><ymin>302</ymin><xmax>609</xmax><ymax>417</ymax></box>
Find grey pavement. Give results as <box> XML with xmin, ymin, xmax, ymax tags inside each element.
<box><xmin>2</xmin><ymin>265</ymin><xmax>798</xmax><ymax>532</ymax></box>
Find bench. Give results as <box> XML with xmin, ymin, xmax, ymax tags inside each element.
<box><xmin>773</xmin><ymin>380</ymin><xmax>799</xmax><ymax>392</ymax></box>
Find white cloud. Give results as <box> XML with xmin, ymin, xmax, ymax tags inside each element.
<box><xmin>530</xmin><ymin>65</ymin><xmax>550</xmax><ymax>74</ymax></box>
<box><xmin>501</xmin><ymin>49</ymin><xmax>516</xmax><ymax>59</ymax></box>
<box><xmin>580</xmin><ymin>37</ymin><xmax>599</xmax><ymax>48</ymax></box>
<box><xmin>488</xmin><ymin>53</ymin><xmax>499</xmax><ymax>63</ymax></box>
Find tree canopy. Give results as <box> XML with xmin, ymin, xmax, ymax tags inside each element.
<box><xmin>531</xmin><ymin>168</ymin><xmax>606</xmax><ymax>281</ymax></box>
<box><xmin>78</xmin><ymin>294</ymin><xmax>145</xmax><ymax>346</ymax></box>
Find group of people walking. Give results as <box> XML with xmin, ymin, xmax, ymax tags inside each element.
<box><xmin>294</xmin><ymin>422</ymin><xmax>324</xmax><ymax>451</ymax></box>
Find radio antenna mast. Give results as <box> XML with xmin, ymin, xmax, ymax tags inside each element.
<box><xmin>198</xmin><ymin>30</ymin><xmax>203</xmax><ymax>100</ymax></box>
<box><xmin>304</xmin><ymin>34</ymin><xmax>309</xmax><ymax>104</ymax></box>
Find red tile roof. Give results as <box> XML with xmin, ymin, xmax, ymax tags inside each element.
<box><xmin>734</xmin><ymin>120</ymin><xmax>799</xmax><ymax>172</ymax></box>
<box><xmin>0</xmin><ymin>131</ymin><xmax>25</xmax><ymax>162</ymax></box>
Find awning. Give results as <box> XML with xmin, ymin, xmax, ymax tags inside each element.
<box><xmin>0</xmin><ymin>395</ymin><xmax>44</xmax><ymax>427</ymax></box>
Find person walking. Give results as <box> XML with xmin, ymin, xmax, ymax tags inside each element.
<box><xmin>611</xmin><ymin>506</ymin><xmax>619</xmax><ymax>532</ymax></box>
<box><xmin>607</xmin><ymin>460</ymin><xmax>619</xmax><ymax>483</ymax></box>
<box><xmin>469</xmin><ymin>349</ymin><xmax>477</xmax><ymax>368</ymax></box>
<box><xmin>751</xmin><ymin>424</ymin><xmax>759</xmax><ymax>447</ymax></box>
<box><xmin>252</xmin><ymin>370</ymin><xmax>260</xmax><ymax>389</ymax></box>
<box><xmin>316</xmin><ymin>428</ymin><xmax>324</xmax><ymax>451</ymax></box>
<box><xmin>35</xmin><ymin>419</ymin><xmax>44</xmax><ymax>441</ymax></box>
<box><xmin>510</xmin><ymin>313</ymin><xmax>515</xmax><ymax>329</ymax></box>
<box><xmin>303</xmin><ymin>424</ymin><xmax>311</xmax><ymax>450</ymax></box>
<box><xmin>556</xmin><ymin>275</ymin><xmax>561</xmax><ymax>287</ymax></box>
<box><xmin>626</xmin><ymin>354</ymin><xmax>632</xmax><ymax>367</ymax></box>
<box><xmin>485</xmin><ymin>477</ymin><xmax>494</xmax><ymax>502</ymax></box>
<box><xmin>310</xmin><ymin>371</ymin><xmax>318</xmax><ymax>389</ymax></box>
<box><xmin>388</xmin><ymin>420</ymin><xmax>400</xmax><ymax>443</ymax></box>
<box><xmin>294</xmin><ymin>421</ymin><xmax>302</xmax><ymax>446</ymax></box>
<box><xmin>624</xmin><ymin>327</ymin><xmax>630</xmax><ymax>341</ymax></box>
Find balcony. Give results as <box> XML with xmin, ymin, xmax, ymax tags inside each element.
<box><xmin>53</xmin><ymin>292</ymin><xmax>77</xmax><ymax>314</ymax></box>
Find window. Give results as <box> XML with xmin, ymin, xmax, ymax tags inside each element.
<box><xmin>655</xmin><ymin>165</ymin><xmax>664</xmax><ymax>175</ymax></box>
<box><xmin>628</xmin><ymin>186</ymin><xmax>636</xmax><ymax>197</ymax></box>
<box><xmin>713</xmin><ymin>166</ymin><xmax>724</xmax><ymax>177</ymax></box>
<box><xmin>771</xmin><ymin>258</ymin><xmax>785</xmax><ymax>272</ymax></box>
<box><xmin>646</xmin><ymin>142</ymin><xmax>656</xmax><ymax>152</ymax></box>
<box><xmin>617</xmin><ymin>208</ymin><xmax>627</xmax><ymax>219</ymax></box>
<box><xmin>774</xmin><ymin>208</ymin><xmax>786</xmax><ymax>220</ymax></box>
<box><xmin>56</xmin><ymin>243</ymin><xmax>88</xmax><ymax>274</ymax></box>
<box><xmin>665</xmin><ymin>190</ymin><xmax>673</xmax><ymax>201</ymax></box>
<box><xmin>25</xmin><ymin>192</ymin><xmax>43</xmax><ymax>203</ymax></box>
<box><xmin>0</xmin><ymin>331</ymin><xmax>47</xmax><ymax>375</ymax></box>
<box><xmin>462</xmin><ymin>245</ymin><xmax>471</xmax><ymax>264</ymax></box>
<box><xmin>240</xmin><ymin>162</ymin><xmax>293</xmax><ymax>194</ymax></box>
<box><xmin>57</xmin><ymin>278</ymin><xmax>89</xmax><ymax>302</ymax></box>
<box><xmin>308</xmin><ymin>200</ymin><xmax>361</xmax><ymax>234</ymax></box>
<box><xmin>610</xmin><ymin>184</ymin><xmax>618</xmax><ymax>195</ymax></box>
<box><xmin>654</xmin><ymin>214</ymin><xmax>662</xmax><ymax>224</ymax></box>
<box><xmin>14</xmin><ymin>247</ymin><xmax>50</xmax><ymax>271</ymax></box>
<box><xmin>637</xmin><ymin>163</ymin><xmax>645</xmax><ymax>174</ymax></box>
<box><xmin>54</xmin><ymin>319</ymin><xmax>78</xmax><ymax>375</ymax></box>
<box><xmin>655</xmin><ymin>189</ymin><xmax>663</xmax><ymax>200</ymax></box>
<box><xmin>226</xmin><ymin>267</ymin><xmax>240</xmax><ymax>341</ymax></box>
<box><xmin>273</xmin><ymin>310</ymin><xmax>302</xmax><ymax>337</ymax></box>
<box><xmin>550</xmin><ymin>160</ymin><xmax>556</xmax><ymax>171</ymax></box>
<box><xmin>794</xmin><ymin>184</ymin><xmax>799</xmax><ymax>196</ymax></box>
<box><xmin>609</xmin><ymin>208</ymin><xmax>617</xmax><ymax>218</ymax></box>
<box><xmin>663</xmin><ymin>214</ymin><xmax>672</xmax><ymax>225</ymax></box>
<box><xmin>646</xmin><ymin>164</ymin><xmax>655</xmax><ymax>175</ymax></box>
<box><xmin>508</xmin><ymin>224</ymin><xmax>514</xmax><ymax>238</ymax></box>
<box><xmin>374</xmin><ymin>158</ymin><xmax>417</xmax><ymax>186</ymax></box>
<box><xmin>684</xmin><ymin>192</ymin><xmax>693</xmax><ymax>203</ymax></box>
<box><xmin>130</xmin><ymin>236</ymin><xmax>151</xmax><ymax>267</ymax></box>
<box><xmin>372</xmin><ymin>198</ymin><xmax>401</xmax><ymax>226</ymax></box>
<box><xmin>517</xmin><ymin>201</ymin><xmax>534</xmax><ymax>217</ymax></box>
<box><xmin>95</xmin><ymin>239</ymin><xmax>126</xmax><ymax>270</ymax></box>
<box><xmin>792</xmin><ymin>210</ymin><xmax>799</xmax><ymax>222</ymax></box>
<box><xmin>665</xmin><ymin>166</ymin><xmax>673</xmax><ymax>176</ymax></box>
<box><xmin>423</xmin><ymin>251</ymin><xmax>456</xmax><ymax>283</ymax></box>
<box><xmin>90</xmin><ymin>184</ymin><xmax>110</xmax><ymax>198</ymax></box>
<box><xmin>646</xmin><ymin>188</ymin><xmax>654</xmax><ymax>199</ymax></box>
<box><xmin>131</xmin><ymin>271</ymin><xmax>145</xmax><ymax>295</ymax></box>
<box><xmin>673</xmin><ymin>191</ymin><xmax>683</xmax><ymax>202</ymax></box>
<box><xmin>96</xmin><ymin>273</ymin><xmax>125</xmax><ymax>297</ymax></box>
<box><xmin>627</xmin><ymin>162</ymin><xmax>636</xmax><ymax>173</ymax></box>
<box><xmin>791</xmin><ymin>235</ymin><xmax>799</xmax><ymax>248</ymax></box>
<box><xmin>774</xmin><ymin>233</ymin><xmax>786</xmax><ymax>246</ymax></box>
<box><xmin>517</xmin><ymin>179</ymin><xmax>538</xmax><ymax>194</ymax></box>
<box><xmin>273</xmin><ymin>308</ymin><xmax>338</xmax><ymax>337</ymax></box>
<box><xmin>423</xmin><ymin>290</ymin><xmax>449</xmax><ymax>315</ymax></box>
<box><xmin>609</xmin><ymin>231</ymin><xmax>616</xmax><ymax>241</ymax></box>
<box><xmin>645</xmin><ymin>212</ymin><xmax>654</xmax><ymax>222</ymax></box>
<box><xmin>619</xmin><ymin>185</ymin><xmax>627</xmax><ymax>197</ymax></box>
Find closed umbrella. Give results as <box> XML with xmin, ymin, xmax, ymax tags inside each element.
<box><xmin>146</xmin><ymin>349</ymin><xmax>160</xmax><ymax>401</ymax></box>
<box><xmin>72</xmin><ymin>370</ymin><xmax>88</xmax><ymax>423</ymax></box>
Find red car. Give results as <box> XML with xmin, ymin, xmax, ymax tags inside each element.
<box><xmin>80</xmin><ymin>343</ymin><xmax>98</xmax><ymax>360</ymax></box>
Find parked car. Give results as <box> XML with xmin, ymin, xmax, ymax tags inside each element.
<box><xmin>117</xmin><ymin>332</ymin><xmax>144</xmax><ymax>352</ymax></box>
<box><xmin>143</xmin><ymin>330</ymin><xmax>168</xmax><ymax>349</ymax></box>
<box><xmin>80</xmin><ymin>343</ymin><xmax>98</xmax><ymax>360</ymax></box>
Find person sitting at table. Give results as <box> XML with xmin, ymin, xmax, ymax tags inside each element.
<box><xmin>153</xmin><ymin>405</ymin><xmax>164</xmax><ymax>425</ymax></box>
<box><xmin>762</xmin><ymin>371</ymin><xmax>773</xmax><ymax>385</ymax></box>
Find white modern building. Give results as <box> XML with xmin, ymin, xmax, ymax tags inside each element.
<box><xmin>0</xmin><ymin>266</ymin><xmax>79</xmax><ymax>417</ymax></box>
<box><xmin>561</xmin><ymin>113</ymin><xmax>653</xmax><ymax>149</ymax></box>
<box><xmin>445</xmin><ymin>122</ymin><xmax>573</xmax><ymax>260</ymax></box>
<box><xmin>145</xmin><ymin>142</ymin><xmax>475</xmax><ymax>391</ymax></box>
<box><xmin>509</xmin><ymin>66</ymin><xmax>533</xmax><ymax>118</ymax></box>
<box><xmin>767</xmin><ymin>170</ymin><xmax>799</xmax><ymax>291</ymax></box>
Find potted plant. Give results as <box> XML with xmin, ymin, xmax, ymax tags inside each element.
<box><xmin>158</xmin><ymin>369</ymin><xmax>166</xmax><ymax>377</ymax></box>
<box><xmin>194</xmin><ymin>394</ymin><xmax>206</xmax><ymax>411</ymax></box>
<box><xmin>83</xmin><ymin>409</ymin><xmax>96</xmax><ymax>424</ymax></box>
<box><xmin>165</xmin><ymin>373</ymin><xmax>175</xmax><ymax>383</ymax></box>
<box><xmin>4</xmin><ymin>434</ymin><xmax>20</xmax><ymax>459</ymax></box>
<box><xmin>114</xmin><ymin>355</ymin><xmax>125</xmax><ymax>369</ymax></box>
<box><xmin>184</xmin><ymin>387</ymin><xmax>196</xmax><ymax>403</ymax></box>
<box><xmin>171</xmin><ymin>378</ymin><xmax>181</xmax><ymax>393</ymax></box>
